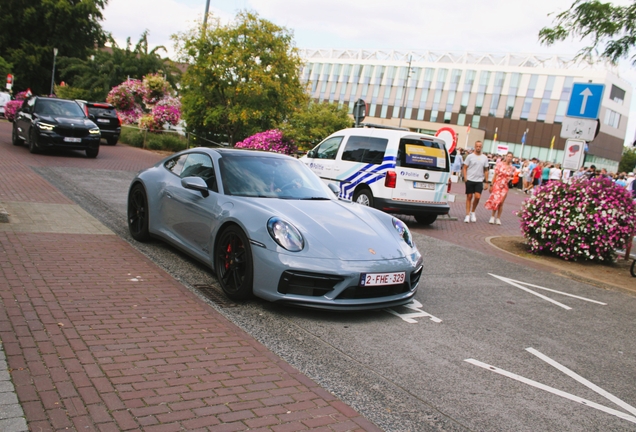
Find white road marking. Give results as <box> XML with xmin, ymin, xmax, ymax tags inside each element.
<box><xmin>465</xmin><ymin>348</ymin><xmax>636</xmax><ymax>425</ymax></box>
<box><xmin>489</xmin><ymin>274</ymin><xmax>607</xmax><ymax>310</ymax></box>
<box><xmin>526</xmin><ymin>348</ymin><xmax>636</xmax><ymax>417</ymax></box>
<box><xmin>385</xmin><ymin>299</ymin><xmax>442</xmax><ymax>324</ymax></box>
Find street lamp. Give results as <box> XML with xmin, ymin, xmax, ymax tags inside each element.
<box><xmin>398</xmin><ymin>55</ymin><xmax>413</xmax><ymax>128</ymax></box>
<box><xmin>50</xmin><ymin>48</ymin><xmax>58</xmax><ymax>95</ymax></box>
<box><xmin>202</xmin><ymin>0</ymin><xmax>211</xmax><ymax>33</ymax></box>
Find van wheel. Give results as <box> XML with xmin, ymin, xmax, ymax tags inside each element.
<box><xmin>353</xmin><ymin>189</ymin><xmax>373</xmax><ymax>207</ymax></box>
<box><xmin>415</xmin><ymin>214</ymin><xmax>437</xmax><ymax>225</ymax></box>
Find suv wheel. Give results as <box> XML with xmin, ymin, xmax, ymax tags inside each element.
<box><xmin>28</xmin><ymin>130</ymin><xmax>39</xmax><ymax>154</ymax></box>
<box><xmin>414</xmin><ymin>214</ymin><xmax>437</xmax><ymax>225</ymax></box>
<box><xmin>106</xmin><ymin>137</ymin><xmax>118</xmax><ymax>146</ymax></box>
<box><xmin>86</xmin><ymin>147</ymin><xmax>99</xmax><ymax>158</ymax></box>
<box><xmin>12</xmin><ymin>124</ymin><xmax>21</xmax><ymax>146</ymax></box>
<box><xmin>353</xmin><ymin>189</ymin><xmax>374</xmax><ymax>207</ymax></box>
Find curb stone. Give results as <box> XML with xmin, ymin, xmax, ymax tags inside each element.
<box><xmin>0</xmin><ymin>203</ymin><xmax>8</xmax><ymax>223</ymax></box>
<box><xmin>0</xmin><ymin>344</ymin><xmax>27</xmax><ymax>432</ymax></box>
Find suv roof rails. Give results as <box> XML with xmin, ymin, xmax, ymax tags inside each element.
<box><xmin>359</xmin><ymin>123</ymin><xmax>410</xmax><ymax>131</ymax></box>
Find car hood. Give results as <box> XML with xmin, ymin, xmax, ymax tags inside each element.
<box><xmin>245</xmin><ymin>198</ymin><xmax>409</xmax><ymax>261</ymax></box>
<box><xmin>38</xmin><ymin>115</ymin><xmax>95</xmax><ymax>128</ymax></box>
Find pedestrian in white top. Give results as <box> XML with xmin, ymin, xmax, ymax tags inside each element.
<box><xmin>462</xmin><ymin>141</ymin><xmax>490</xmax><ymax>223</ymax></box>
<box><xmin>548</xmin><ymin>164</ymin><xmax>562</xmax><ymax>182</ymax></box>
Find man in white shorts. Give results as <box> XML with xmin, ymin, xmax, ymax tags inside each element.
<box><xmin>462</xmin><ymin>141</ymin><xmax>489</xmax><ymax>223</ymax></box>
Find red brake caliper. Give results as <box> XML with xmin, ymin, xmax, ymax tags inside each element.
<box><xmin>225</xmin><ymin>242</ymin><xmax>232</xmax><ymax>270</ymax></box>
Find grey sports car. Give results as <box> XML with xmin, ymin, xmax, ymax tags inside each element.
<box><xmin>127</xmin><ymin>147</ymin><xmax>423</xmax><ymax>310</ymax></box>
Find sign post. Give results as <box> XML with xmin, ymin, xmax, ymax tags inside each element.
<box><xmin>6</xmin><ymin>74</ymin><xmax>12</xmax><ymax>91</ymax></box>
<box><xmin>435</xmin><ymin>127</ymin><xmax>457</xmax><ymax>154</ymax></box>
<box><xmin>353</xmin><ymin>99</ymin><xmax>367</xmax><ymax>128</ymax></box>
<box><xmin>561</xmin><ymin>138</ymin><xmax>587</xmax><ymax>171</ymax></box>
<box><xmin>567</xmin><ymin>83</ymin><xmax>605</xmax><ymax>120</ymax></box>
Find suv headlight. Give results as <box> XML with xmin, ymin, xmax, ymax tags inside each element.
<box><xmin>392</xmin><ymin>218</ymin><xmax>414</xmax><ymax>248</ymax></box>
<box><xmin>89</xmin><ymin>128</ymin><xmax>100</xmax><ymax>134</ymax></box>
<box><xmin>37</xmin><ymin>122</ymin><xmax>55</xmax><ymax>131</ymax></box>
<box><xmin>267</xmin><ymin>217</ymin><xmax>304</xmax><ymax>252</ymax></box>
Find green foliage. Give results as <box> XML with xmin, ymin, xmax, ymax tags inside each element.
<box><xmin>619</xmin><ymin>147</ymin><xmax>636</xmax><ymax>173</ymax></box>
<box><xmin>278</xmin><ymin>102</ymin><xmax>353</xmax><ymax>150</ymax></box>
<box><xmin>0</xmin><ymin>0</ymin><xmax>108</xmax><ymax>94</ymax></box>
<box><xmin>54</xmin><ymin>84</ymin><xmax>91</xmax><ymax>101</ymax></box>
<box><xmin>174</xmin><ymin>11</ymin><xmax>308</xmax><ymax>145</ymax></box>
<box><xmin>540</xmin><ymin>0</ymin><xmax>636</xmax><ymax>65</ymax></box>
<box><xmin>120</xmin><ymin>127</ymin><xmax>188</xmax><ymax>152</ymax></box>
<box><xmin>56</xmin><ymin>32</ymin><xmax>181</xmax><ymax>102</ymax></box>
<box><xmin>0</xmin><ymin>56</ymin><xmax>12</xmax><ymax>81</ymax></box>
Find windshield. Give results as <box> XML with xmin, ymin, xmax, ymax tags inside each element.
<box><xmin>219</xmin><ymin>154</ymin><xmax>333</xmax><ymax>199</ymax></box>
<box><xmin>36</xmin><ymin>99</ymin><xmax>86</xmax><ymax>118</ymax></box>
<box><xmin>397</xmin><ymin>138</ymin><xmax>449</xmax><ymax>172</ymax></box>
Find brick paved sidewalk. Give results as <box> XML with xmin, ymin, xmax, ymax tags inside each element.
<box><xmin>0</xmin><ymin>134</ymin><xmax>380</xmax><ymax>431</ymax></box>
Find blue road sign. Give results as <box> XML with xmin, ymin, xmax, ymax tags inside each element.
<box><xmin>566</xmin><ymin>83</ymin><xmax>605</xmax><ymax>119</ymax></box>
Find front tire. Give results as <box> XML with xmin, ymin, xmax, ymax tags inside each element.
<box><xmin>215</xmin><ymin>226</ymin><xmax>254</xmax><ymax>301</ymax></box>
<box><xmin>28</xmin><ymin>130</ymin><xmax>39</xmax><ymax>154</ymax></box>
<box><xmin>353</xmin><ymin>188</ymin><xmax>374</xmax><ymax>207</ymax></box>
<box><xmin>415</xmin><ymin>214</ymin><xmax>437</xmax><ymax>225</ymax></box>
<box><xmin>86</xmin><ymin>146</ymin><xmax>99</xmax><ymax>158</ymax></box>
<box><xmin>128</xmin><ymin>184</ymin><xmax>151</xmax><ymax>242</ymax></box>
<box><xmin>12</xmin><ymin>124</ymin><xmax>20</xmax><ymax>146</ymax></box>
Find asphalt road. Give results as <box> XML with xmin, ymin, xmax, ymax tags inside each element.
<box><xmin>3</xmin><ymin>122</ymin><xmax>636</xmax><ymax>431</ymax></box>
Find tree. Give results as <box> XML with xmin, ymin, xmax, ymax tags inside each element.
<box><xmin>56</xmin><ymin>32</ymin><xmax>180</xmax><ymax>102</ymax></box>
<box><xmin>174</xmin><ymin>11</ymin><xmax>308</xmax><ymax>145</ymax></box>
<box><xmin>0</xmin><ymin>0</ymin><xmax>107</xmax><ymax>95</ymax></box>
<box><xmin>278</xmin><ymin>102</ymin><xmax>353</xmax><ymax>150</ymax></box>
<box><xmin>539</xmin><ymin>0</ymin><xmax>636</xmax><ymax>64</ymax></box>
<box><xmin>619</xmin><ymin>147</ymin><xmax>636</xmax><ymax>173</ymax></box>
<box><xmin>0</xmin><ymin>56</ymin><xmax>12</xmax><ymax>83</ymax></box>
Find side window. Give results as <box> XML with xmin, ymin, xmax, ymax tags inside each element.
<box><xmin>341</xmin><ymin>136</ymin><xmax>389</xmax><ymax>164</ymax></box>
<box><xmin>23</xmin><ymin>98</ymin><xmax>35</xmax><ymax>114</ymax></box>
<box><xmin>180</xmin><ymin>153</ymin><xmax>218</xmax><ymax>192</ymax></box>
<box><xmin>313</xmin><ymin>136</ymin><xmax>343</xmax><ymax>160</ymax></box>
<box><xmin>164</xmin><ymin>154</ymin><xmax>188</xmax><ymax>176</ymax></box>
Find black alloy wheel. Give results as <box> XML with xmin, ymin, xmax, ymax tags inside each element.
<box><xmin>11</xmin><ymin>124</ymin><xmax>20</xmax><ymax>146</ymax></box>
<box><xmin>28</xmin><ymin>129</ymin><xmax>39</xmax><ymax>154</ymax></box>
<box><xmin>128</xmin><ymin>184</ymin><xmax>150</xmax><ymax>242</ymax></box>
<box><xmin>215</xmin><ymin>226</ymin><xmax>254</xmax><ymax>301</ymax></box>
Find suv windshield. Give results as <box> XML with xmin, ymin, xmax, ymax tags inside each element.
<box><xmin>219</xmin><ymin>154</ymin><xmax>332</xmax><ymax>199</ymax></box>
<box><xmin>397</xmin><ymin>138</ymin><xmax>449</xmax><ymax>172</ymax></box>
<box><xmin>36</xmin><ymin>99</ymin><xmax>85</xmax><ymax>118</ymax></box>
<box><xmin>88</xmin><ymin>107</ymin><xmax>117</xmax><ymax>117</ymax></box>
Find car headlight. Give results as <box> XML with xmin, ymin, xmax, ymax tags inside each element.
<box><xmin>267</xmin><ymin>217</ymin><xmax>304</xmax><ymax>252</ymax></box>
<box><xmin>89</xmin><ymin>128</ymin><xmax>100</xmax><ymax>134</ymax></box>
<box><xmin>392</xmin><ymin>218</ymin><xmax>414</xmax><ymax>248</ymax></box>
<box><xmin>37</xmin><ymin>122</ymin><xmax>55</xmax><ymax>131</ymax></box>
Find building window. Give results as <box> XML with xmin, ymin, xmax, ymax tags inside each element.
<box><xmin>471</xmin><ymin>115</ymin><xmax>481</xmax><ymax>128</ymax></box>
<box><xmin>610</xmin><ymin>84</ymin><xmax>625</xmax><ymax>105</ymax></box>
<box><xmin>554</xmin><ymin>77</ymin><xmax>574</xmax><ymax>123</ymax></box>
<box><xmin>604</xmin><ymin>109</ymin><xmax>621</xmax><ymax>128</ymax></box>
<box><xmin>381</xmin><ymin>105</ymin><xmax>388</xmax><ymax>118</ymax></box>
<box><xmin>430</xmin><ymin>110</ymin><xmax>438</xmax><ymax>122</ymax></box>
<box><xmin>443</xmin><ymin>112</ymin><xmax>451</xmax><ymax>123</ymax></box>
<box><xmin>457</xmin><ymin>113</ymin><xmax>466</xmax><ymax>126</ymax></box>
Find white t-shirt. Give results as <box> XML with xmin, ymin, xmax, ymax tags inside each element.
<box><xmin>463</xmin><ymin>153</ymin><xmax>489</xmax><ymax>182</ymax></box>
<box><xmin>549</xmin><ymin>167</ymin><xmax>562</xmax><ymax>180</ymax></box>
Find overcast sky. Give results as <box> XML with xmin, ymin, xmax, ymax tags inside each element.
<box><xmin>102</xmin><ymin>0</ymin><xmax>636</xmax><ymax>146</ymax></box>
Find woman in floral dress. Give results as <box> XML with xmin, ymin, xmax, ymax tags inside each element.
<box><xmin>485</xmin><ymin>152</ymin><xmax>515</xmax><ymax>225</ymax></box>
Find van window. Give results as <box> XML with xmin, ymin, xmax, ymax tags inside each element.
<box><xmin>341</xmin><ymin>136</ymin><xmax>388</xmax><ymax>164</ymax></box>
<box><xmin>312</xmin><ymin>136</ymin><xmax>343</xmax><ymax>159</ymax></box>
<box><xmin>397</xmin><ymin>138</ymin><xmax>448</xmax><ymax>172</ymax></box>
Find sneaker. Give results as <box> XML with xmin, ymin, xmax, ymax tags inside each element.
<box><xmin>464</xmin><ymin>215</ymin><xmax>470</xmax><ymax>223</ymax></box>
<box><xmin>496</xmin><ymin>218</ymin><xmax>502</xmax><ymax>225</ymax></box>
<box><xmin>470</xmin><ymin>212</ymin><xmax>477</xmax><ymax>223</ymax></box>
<box><xmin>489</xmin><ymin>216</ymin><xmax>495</xmax><ymax>224</ymax></box>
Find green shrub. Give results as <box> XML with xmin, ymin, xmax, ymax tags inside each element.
<box><xmin>119</xmin><ymin>127</ymin><xmax>188</xmax><ymax>152</ymax></box>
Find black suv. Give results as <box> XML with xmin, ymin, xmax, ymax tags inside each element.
<box><xmin>79</xmin><ymin>101</ymin><xmax>121</xmax><ymax>145</ymax></box>
<box><xmin>12</xmin><ymin>96</ymin><xmax>101</xmax><ymax>158</ymax></box>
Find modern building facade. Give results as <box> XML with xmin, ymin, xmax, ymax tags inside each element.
<box><xmin>299</xmin><ymin>50</ymin><xmax>632</xmax><ymax>171</ymax></box>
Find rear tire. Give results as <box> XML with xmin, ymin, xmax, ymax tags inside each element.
<box><xmin>128</xmin><ymin>184</ymin><xmax>151</xmax><ymax>242</ymax></box>
<box><xmin>215</xmin><ymin>226</ymin><xmax>254</xmax><ymax>301</ymax></box>
<box><xmin>353</xmin><ymin>188</ymin><xmax>374</xmax><ymax>207</ymax></box>
<box><xmin>414</xmin><ymin>214</ymin><xmax>438</xmax><ymax>225</ymax></box>
<box><xmin>106</xmin><ymin>137</ymin><xmax>118</xmax><ymax>146</ymax></box>
<box><xmin>86</xmin><ymin>147</ymin><xmax>99</xmax><ymax>158</ymax></box>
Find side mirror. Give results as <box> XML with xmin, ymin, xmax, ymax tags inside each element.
<box><xmin>89</xmin><ymin>114</ymin><xmax>96</xmax><ymax>121</ymax></box>
<box><xmin>328</xmin><ymin>183</ymin><xmax>339</xmax><ymax>196</ymax></box>
<box><xmin>181</xmin><ymin>176</ymin><xmax>209</xmax><ymax>197</ymax></box>
<box><xmin>307</xmin><ymin>150</ymin><xmax>316</xmax><ymax>158</ymax></box>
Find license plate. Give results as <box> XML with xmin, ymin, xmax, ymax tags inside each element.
<box><xmin>360</xmin><ymin>272</ymin><xmax>406</xmax><ymax>287</ymax></box>
<box><xmin>414</xmin><ymin>181</ymin><xmax>435</xmax><ymax>190</ymax></box>
<box><xmin>97</xmin><ymin>119</ymin><xmax>110</xmax><ymax>123</ymax></box>
<box><xmin>64</xmin><ymin>137</ymin><xmax>81</xmax><ymax>143</ymax></box>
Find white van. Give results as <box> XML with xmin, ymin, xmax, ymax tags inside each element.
<box><xmin>301</xmin><ymin>126</ymin><xmax>453</xmax><ymax>225</ymax></box>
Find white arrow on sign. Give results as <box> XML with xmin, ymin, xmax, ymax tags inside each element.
<box><xmin>579</xmin><ymin>87</ymin><xmax>593</xmax><ymax>115</ymax></box>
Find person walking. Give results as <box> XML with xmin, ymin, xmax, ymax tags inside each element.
<box><xmin>548</xmin><ymin>164</ymin><xmax>562</xmax><ymax>183</ymax></box>
<box><xmin>485</xmin><ymin>151</ymin><xmax>515</xmax><ymax>225</ymax></box>
<box><xmin>462</xmin><ymin>140</ymin><xmax>489</xmax><ymax>223</ymax></box>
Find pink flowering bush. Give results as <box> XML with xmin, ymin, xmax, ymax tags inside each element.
<box><xmin>118</xmin><ymin>106</ymin><xmax>143</xmax><ymax>124</ymax></box>
<box><xmin>142</xmin><ymin>73</ymin><xmax>170</xmax><ymax>105</ymax></box>
<box><xmin>235</xmin><ymin>130</ymin><xmax>297</xmax><ymax>155</ymax></box>
<box><xmin>4</xmin><ymin>100</ymin><xmax>23</xmax><ymax>122</ymax></box>
<box><xmin>152</xmin><ymin>96</ymin><xmax>181</xmax><ymax>126</ymax></box>
<box><xmin>519</xmin><ymin>177</ymin><xmax>636</xmax><ymax>261</ymax></box>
